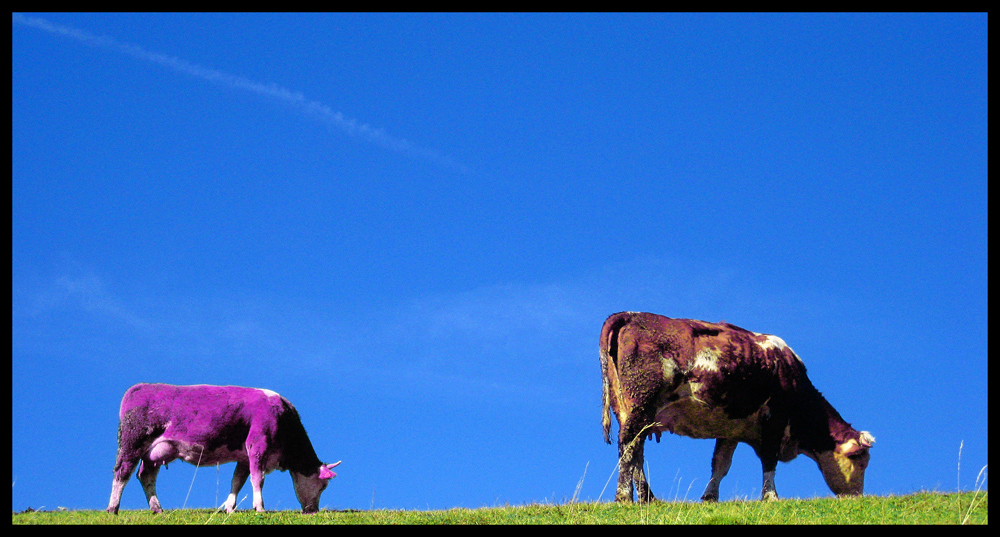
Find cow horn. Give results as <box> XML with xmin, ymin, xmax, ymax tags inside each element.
<box><xmin>859</xmin><ymin>431</ymin><xmax>875</xmax><ymax>448</ymax></box>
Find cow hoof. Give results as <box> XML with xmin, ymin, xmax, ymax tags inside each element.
<box><xmin>701</xmin><ymin>494</ymin><xmax>719</xmax><ymax>503</ymax></box>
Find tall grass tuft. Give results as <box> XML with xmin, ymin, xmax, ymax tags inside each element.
<box><xmin>570</xmin><ymin>462</ymin><xmax>588</xmax><ymax>503</ymax></box>
<box><xmin>956</xmin><ymin>439</ymin><xmax>988</xmax><ymax>525</ymax></box>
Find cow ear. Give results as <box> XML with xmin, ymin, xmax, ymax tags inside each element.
<box><xmin>319</xmin><ymin>461</ymin><xmax>341</xmax><ymax>480</ymax></box>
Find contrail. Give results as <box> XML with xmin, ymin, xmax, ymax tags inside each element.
<box><xmin>13</xmin><ymin>13</ymin><xmax>468</xmax><ymax>172</ymax></box>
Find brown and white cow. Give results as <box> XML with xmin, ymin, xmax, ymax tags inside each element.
<box><xmin>600</xmin><ymin>312</ymin><xmax>873</xmax><ymax>503</ymax></box>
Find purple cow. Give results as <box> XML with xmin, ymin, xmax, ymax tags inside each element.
<box><xmin>106</xmin><ymin>383</ymin><xmax>340</xmax><ymax>514</ymax></box>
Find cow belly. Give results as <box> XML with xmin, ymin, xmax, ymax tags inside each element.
<box><xmin>148</xmin><ymin>438</ymin><xmax>247</xmax><ymax>466</ymax></box>
<box><xmin>652</xmin><ymin>398</ymin><xmax>764</xmax><ymax>442</ymax></box>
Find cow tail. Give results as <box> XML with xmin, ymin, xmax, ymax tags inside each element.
<box><xmin>601</xmin><ymin>344</ymin><xmax>613</xmax><ymax>445</ymax></box>
<box><xmin>601</xmin><ymin>312</ymin><xmax>631</xmax><ymax>445</ymax></box>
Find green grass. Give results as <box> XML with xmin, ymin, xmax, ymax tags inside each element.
<box><xmin>11</xmin><ymin>491</ymin><xmax>987</xmax><ymax>524</ymax></box>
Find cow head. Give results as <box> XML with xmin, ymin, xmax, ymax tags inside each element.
<box><xmin>291</xmin><ymin>461</ymin><xmax>341</xmax><ymax>513</ymax></box>
<box><xmin>812</xmin><ymin>431</ymin><xmax>874</xmax><ymax>496</ymax></box>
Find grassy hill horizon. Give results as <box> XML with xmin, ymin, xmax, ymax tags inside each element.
<box><xmin>12</xmin><ymin>490</ymin><xmax>988</xmax><ymax>524</ymax></box>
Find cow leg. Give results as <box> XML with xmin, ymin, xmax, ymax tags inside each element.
<box><xmin>223</xmin><ymin>461</ymin><xmax>251</xmax><ymax>513</ymax></box>
<box><xmin>759</xmin><ymin>457</ymin><xmax>779</xmax><ymax>501</ymax></box>
<box><xmin>107</xmin><ymin>452</ymin><xmax>139</xmax><ymax>514</ymax></box>
<box><xmin>107</xmin><ymin>414</ymin><xmax>157</xmax><ymax>515</ymax></box>
<box><xmin>616</xmin><ymin>443</ymin><xmax>633</xmax><ymax>501</ymax></box>
<box><xmin>701</xmin><ymin>439</ymin><xmax>738</xmax><ymax>502</ymax></box>
<box><xmin>136</xmin><ymin>459</ymin><xmax>164</xmax><ymax>513</ymax></box>
<box><xmin>616</xmin><ymin>420</ymin><xmax>655</xmax><ymax>503</ymax></box>
<box><xmin>753</xmin><ymin>427</ymin><xmax>784</xmax><ymax>501</ymax></box>
<box><xmin>249</xmin><ymin>469</ymin><xmax>266</xmax><ymax>512</ymax></box>
<box><xmin>136</xmin><ymin>440</ymin><xmax>179</xmax><ymax>513</ymax></box>
<box><xmin>632</xmin><ymin>438</ymin><xmax>654</xmax><ymax>503</ymax></box>
<box><xmin>246</xmin><ymin>445</ymin><xmax>269</xmax><ymax>512</ymax></box>
<box><xmin>615</xmin><ymin>435</ymin><xmax>636</xmax><ymax>502</ymax></box>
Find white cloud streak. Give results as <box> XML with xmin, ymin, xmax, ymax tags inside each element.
<box><xmin>12</xmin><ymin>13</ymin><xmax>468</xmax><ymax>172</ymax></box>
<box><xmin>43</xmin><ymin>274</ymin><xmax>153</xmax><ymax>332</ymax></box>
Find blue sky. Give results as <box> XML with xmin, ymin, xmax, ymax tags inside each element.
<box><xmin>12</xmin><ymin>13</ymin><xmax>987</xmax><ymax>512</ymax></box>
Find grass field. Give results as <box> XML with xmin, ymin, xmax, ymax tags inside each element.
<box><xmin>11</xmin><ymin>491</ymin><xmax>988</xmax><ymax>524</ymax></box>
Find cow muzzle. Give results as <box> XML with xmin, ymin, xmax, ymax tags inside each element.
<box><xmin>816</xmin><ymin>436</ymin><xmax>873</xmax><ymax>496</ymax></box>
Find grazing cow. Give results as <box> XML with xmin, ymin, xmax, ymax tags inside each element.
<box><xmin>600</xmin><ymin>312</ymin><xmax>873</xmax><ymax>503</ymax></box>
<box><xmin>106</xmin><ymin>383</ymin><xmax>340</xmax><ymax>514</ymax></box>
